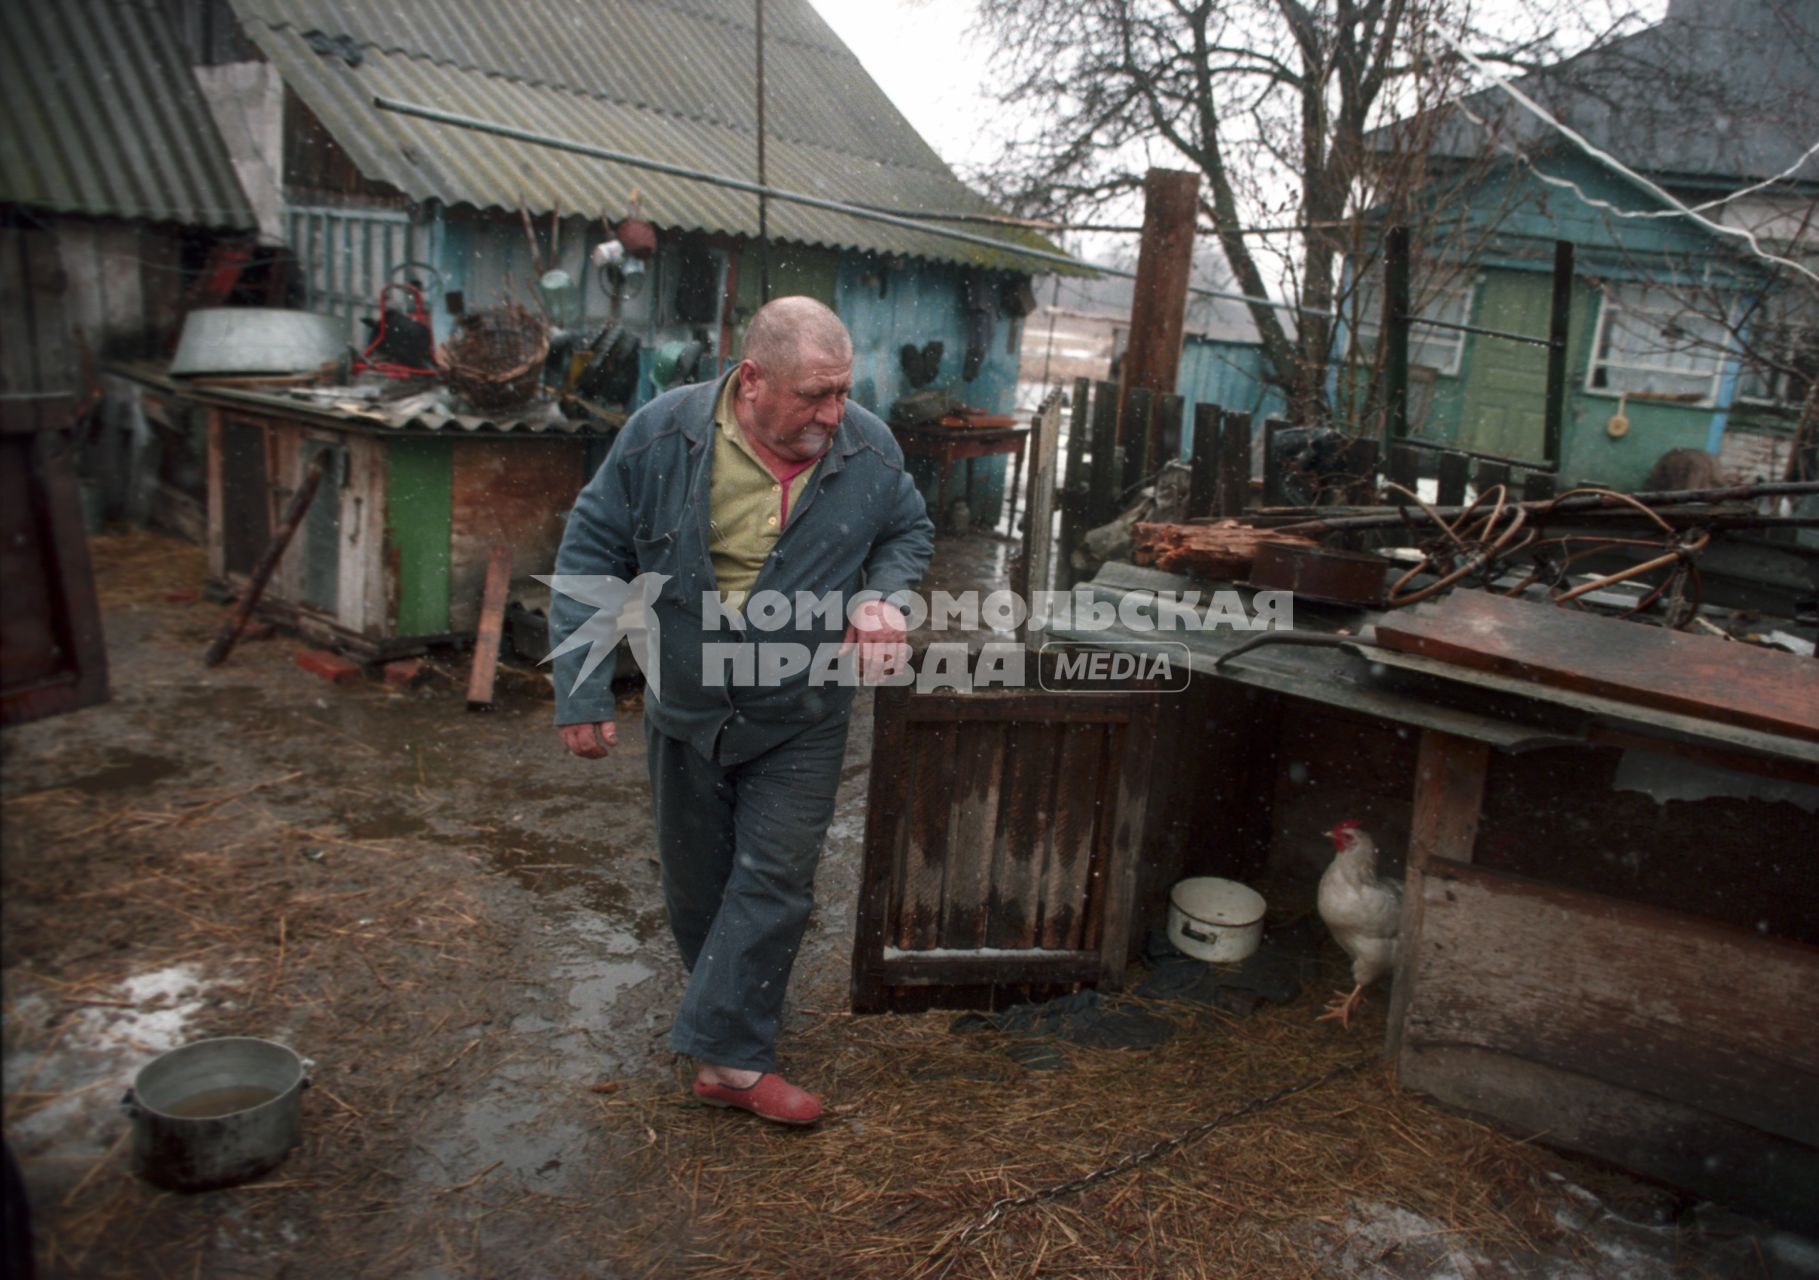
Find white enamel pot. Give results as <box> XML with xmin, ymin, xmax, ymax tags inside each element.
<box><xmin>1167</xmin><ymin>877</ymin><xmax>1266</xmax><ymax>963</ymax></box>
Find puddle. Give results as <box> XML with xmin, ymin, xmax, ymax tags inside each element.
<box><xmin>55</xmin><ymin>748</ymin><xmax>186</xmax><ymax>795</ymax></box>
<box><xmin>481</xmin><ymin>829</ymin><xmax>657</xmax><ymax>923</ymax></box>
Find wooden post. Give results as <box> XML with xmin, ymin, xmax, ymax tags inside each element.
<box><xmin>1088</xmin><ymin>379</ymin><xmax>1120</xmax><ymax>527</ymax></box>
<box><xmin>203</xmin><ymin>451</ymin><xmax>327</xmax><ymax>668</ymax></box>
<box><xmin>1119</xmin><ymin>168</ymin><xmax>1200</xmax><ymax>467</ymax></box>
<box><xmin>1261</xmin><ymin>419</ymin><xmax>1292</xmax><ymax>506</ymax></box>
<box><xmin>1188</xmin><ymin>402</ymin><xmax>1222</xmax><ymax>517</ymax></box>
<box><xmin>1154</xmin><ymin>393</ymin><xmax>1185</xmax><ymax>469</ymax></box>
<box><xmin>1121</xmin><ymin>385</ymin><xmax>1153</xmax><ymax>496</ymax></box>
<box><xmin>1216</xmin><ymin>410</ymin><xmax>1251</xmax><ymax>516</ymax></box>
<box><xmin>1058</xmin><ymin>377</ymin><xmax>1092</xmax><ymax>584</ymax></box>
<box><xmin>1015</xmin><ymin>393</ymin><xmax>1064</xmax><ymax>639</ymax></box>
<box><xmin>466</xmin><ymin>545</ymin><xmax>514</xmax><ymax>711</ymax></box>
<box><xmin>1436</xmin><ymin>450</ymin><xmax>1470</xmax><ymax>506</ymax></box>
<box><xmin>1387</xmin><ymin>443</ymin><xmax>1419</xmax><ymax>502</ymax></box>
<box><xmin>1475</xmin><ymin>461</ymin><xmax>1510</xmax><ymax>496</ymax></box>
<box><xmin>1386</xmin><ymin>728</ymin><xmax>1491</xmax><ymax>1062</ymax></box>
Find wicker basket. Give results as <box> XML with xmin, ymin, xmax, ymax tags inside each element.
<box><xmin>444</xmin><ymin>305</ymin><xmax>550</xmax><ymax>411</ymax></box>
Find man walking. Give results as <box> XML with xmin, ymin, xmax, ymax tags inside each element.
<box><xmin>550</xmin><ymin>297</ymin><xmax>934</xmax><ymax>1125</ymax></box>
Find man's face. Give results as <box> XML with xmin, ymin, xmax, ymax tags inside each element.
<box><xmin>736</xmin><ymin>345</ymin><xmax>852</xmax><ymax>463</ymax></box>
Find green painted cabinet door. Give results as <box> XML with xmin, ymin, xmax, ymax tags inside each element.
<box><xmin>1459</xmin><ymin>272</ymin><xmax>1552</xmax><ymax>462</ymax></box>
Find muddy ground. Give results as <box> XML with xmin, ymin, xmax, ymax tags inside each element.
<box><xmin>2</xmin><ymin>530</ymin><xmax>1811</xmax><ymax>1279</ymax></box>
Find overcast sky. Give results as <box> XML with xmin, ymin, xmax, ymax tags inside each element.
<box><xmin>805</xmin><ymin>0</ymin><xmax>1008</xmax><ymax>175</ymax></box>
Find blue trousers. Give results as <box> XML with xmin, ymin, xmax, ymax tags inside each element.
<box><xmin>644</xmin><ymin>712</ymin><xmax>849</xmax><ymax>1072</ymax></box>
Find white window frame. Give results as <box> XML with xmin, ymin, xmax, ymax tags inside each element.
<box><xmin>1351</xmin><ymin>269</ymin><xmax>1475</xmax><ymax>377</ymax></box>
<box><xmin>1585</xmin><ymin>282</ymin><xmax>1729</xmax><ymax>405</ymax></box>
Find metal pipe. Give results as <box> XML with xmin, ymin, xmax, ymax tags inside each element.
<box><xmin>371</xmin><ymin>96</ymin><xmax>1327</xmax><ymax>316</ymax></box>
<box><xmin>755</xmin><ymin>0</ymin><xmax>770</xmax><ymax>303</ymax></box>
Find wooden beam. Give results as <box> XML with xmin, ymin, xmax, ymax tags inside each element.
<box><xmin>465</xmin><ymin>544</ymin><xmax>513</xmax><ymax>710</ymax></box>
<box><xmin>1188</xmin><ymin>402</ymin><xmax>1222</xmax><ymax>518</ymax></box>
<box><xmin>1386</xmin><ymin>728</ymin><xmax>1490</xmax><ymax>1061</ymax></box>
<box><xmin>1407</xmin><ymin>859</ymin><xmax>1819</xmax><ymax>1145</ymax></box>
<box><xmin>1087</xmin><ymin>378</ymin><xmax>1120</xmax><ymax>527</ymax></box>
<box><xmin>1119</xmin><ymin>166</ymin><xmax>1200</xmax><ymax>463</ymax></box>
<box><xmin>1216</xmin><ymin>410</ymin><xmax>1251</xmax><ymax>516</ymax></box>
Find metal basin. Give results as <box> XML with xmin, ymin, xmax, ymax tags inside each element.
<box><xmin>125</xmin><ymin>1037</ymin><xmax>312</xmax><ymax>1191</ymax></box>
<box><xmin>170</xmin><ymin>308</ymin><xmax>348</xmax><ymax>376</ymax></box>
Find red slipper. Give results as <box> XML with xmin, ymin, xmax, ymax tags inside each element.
<box><xmin>692</xmin><ymin>1073</ymin><xmax>823</xmax><ymax>1126</ymax></box>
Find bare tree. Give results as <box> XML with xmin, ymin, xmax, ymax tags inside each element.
<box><xmin>975</xmin><ymin>0</ymin><xmax>1650</xmax><ymax>425</ymax></box>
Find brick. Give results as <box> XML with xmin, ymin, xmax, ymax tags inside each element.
<box><xmin>382</xmin><ymin>658</ymin><xmax>428</xmax><ymax>689</ymax></box>
<box><xmin>295</xmin><ymin>649</ymin><xmax>362</xmax><ymax>684</ymax></box>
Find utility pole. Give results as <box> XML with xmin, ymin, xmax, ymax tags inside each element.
<box><xmin>1119</xmin><ymin>168</ymin><xmax>1200</xmax><ymax>470</ymax></box>
<box><xmin>755</xmin><ymin>0</ymin><xmax>771</xmax><ymax>303</ymax></box>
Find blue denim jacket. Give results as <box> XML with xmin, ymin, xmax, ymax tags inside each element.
<box><xmin>550</xmin><ymin>373</ymin><xmax>935</xmax><ymax>763</ymax></box>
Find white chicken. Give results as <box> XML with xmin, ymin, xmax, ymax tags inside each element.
<box><xmin>1315</xmin><ymin>820</ymin><xmax>1403</xmax><ymax>1028</ymax></box>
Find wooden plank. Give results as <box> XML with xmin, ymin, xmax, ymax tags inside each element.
<box><xmin>876</xmin><ymin>951</ymin><xmax>1103</xmax><ymax>987</ymax></box>
<box><xmin>852</xmin><ymin>685</ymin><xmax>913</xmax><ymax>1013</ymax></box>
<box><xmin>1436</xmin><ymin>450</ymin><xmax>1470</xmax><ymax>506</ymax></box>
<box><xmin>1407</xmin><ymin>859</ymin><xmax>1819</xmax><ymax>1145</ymax></box>
<box><xmin>1098</xmin><ymin>709</ymin><xmax>1157</xmax><ymax>981</ymax></box>
<box><xmin>1260</xmin><ymin>419</ymin><xmax>1291</xmax><ymax>506</ymax></box>
<box><xmin>986</xmin><ymin>723</ymin><xmax>1059</xmax><ymax>949</ymax></box>
<box><xmin>1153</xmin><ymin>392</ymin><xmax>1185</xmax><ymax>465</ymax></box>
<box><xmin>1385</xmin><ymin>728</ymin><xmax>1489</xmax><ymax>1060</ymax></box>
<box><xmin>1340</xmin><ymin>437</ymin><xmax>1379</xmax><ymax>505</ymax></box>
<box><xmin>1215</xmin><ymin>410</ymin><xmax>1251</xmax><ymax>516</ymax></box>
<box><xmin>465</xmin><ymin>545</ymin><xmax>513</xmax><ymax>710</ymax></box>
<box><xmin>448</xmin><ymin>439</ymin><xmax>584</xmax><ymax>632</ymax></box>
<box><xmin>1087</xmin><ymin>379</ymin><xmax>1120</xmax><ymax>527</ymax></box>
<box><xmin>1014</xmin><ymin>392</ymin><xmax>1063</xmax><ymax>635</ymax></box>
<box><xmin>1521</xmin><ymin>470</ymin><xmax>1556</xmax><ymax>501</ymax></box>
<box><xmin>1188</xmin><ymin>402</ymin><xmax>1221</xmax><ymax>518</ymax></box>
<box><xmin>939</xmin><ymin>723</ymin><xmax>1006</xmax><ymax>948</ymax></box>
<box><xmin>1058</xmin><ymin>377</ymin><xmax>1093</xmax><ymax>582</ymax></box>
<box><xmin>1387</xmin><ymin>444</ymin><xmax>1419</xmax><ymax>501</ymax></box>
<box><xmin>899</xmin><ymin>720</ymin><xmax>959</xmax><ymax>950</ymax></box>
<box><xmin>1042</xmin><ymin>721</ymin><xmax>1107</xmax><ymax>949</ymax></box>
<box><xmin>1375</xmin><ymin>590</ymin><xmax>1819</xmax><ymax>743</ymax></box>
<box><xmin>1120</xmin><ymin>385</ymin><xmax>1153</xmax><ymax>495</ymax></box>
<box><xmin>1401</xmin><ymin>1043</ymin><xmax>1819</xmax><ymax>1232</ymax></box>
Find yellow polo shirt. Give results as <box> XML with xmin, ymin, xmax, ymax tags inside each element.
<box><xmin>709</xmin><ymin>375</ymin><xmax>818</xmax><ymax>606</ymax></box>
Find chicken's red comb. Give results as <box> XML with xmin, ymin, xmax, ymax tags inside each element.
<box><xmin>1331</xmin><ymin>819</ymin><xmax>1363</xmax><ymax>833</ymax></box>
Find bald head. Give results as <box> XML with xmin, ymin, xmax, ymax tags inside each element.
<box><xmin>741</xmin><ymin>296</ymin><xmax>852</xmax><ymax>374</ymax></box>
<box><xmin>732</xmin><ymin>296</ymin><xmax>854</xmax><ymax>463</ymax></box>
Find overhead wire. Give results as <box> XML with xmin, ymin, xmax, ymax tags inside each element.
<box><xmin>1432</xmin><ymin>25</ymin><xmax>1819</xmax><ymax>288</ymax></box>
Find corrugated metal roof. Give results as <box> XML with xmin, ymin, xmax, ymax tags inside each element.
<box><xmin>0</xmin><ymin>0</ymin><xmax>256</xmax><ymax>227</ymax></box>
<box><xmin>228</xmin><ymin>0</ymin><xmax>1060</xmax><ymax>270</ymax></box>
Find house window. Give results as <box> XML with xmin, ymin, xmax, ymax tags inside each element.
<box><xmin>1351</xmin><ymin>270</ymin><xmax>1474</xmax><ymax>376</ymax></box>
<box><xmin>1737</xmin><ymin>290</ymin><xmax>1819</xmax><ymax>410</ymax></box>
<box><xmin>1587</xmin><ymin>283</ymin><xmax>1728</xmax><ymax>404</ymax></box>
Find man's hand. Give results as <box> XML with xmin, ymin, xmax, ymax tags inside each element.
<box><xmin>840</xmin><ymin>599</ymin><xmax>910</xmax><ymax>685</ymax></box>
<box><xmin>558</xmin><ymin>721</ymin><xmax>618</xmax><ymax>759</ymax></box>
